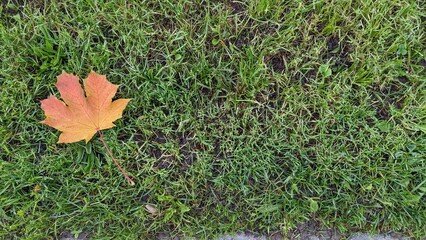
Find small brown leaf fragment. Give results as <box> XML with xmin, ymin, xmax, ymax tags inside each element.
<box><xmin>145</xmin><ymin>204</ymin><xmax>158</xmax><ymax>215</ymax></box>
<box><xmin>33</xmin><ymin>185</ymin><xmax>42</xmax><ymax>192</ymax></box>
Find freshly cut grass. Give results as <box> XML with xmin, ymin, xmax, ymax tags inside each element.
<box><xmin>0</xmin><ymin>0</ymin><xmax>425</xmax><ymax>239</ymax></box>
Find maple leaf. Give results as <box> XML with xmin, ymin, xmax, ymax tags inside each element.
<box><xmin>41</xmin><ymin>71</ymin><xmax>134</xmax><ymax>185</ymax></box>
<box><xmin>41</xmin><ymin>70</ymin><xmax>130</xmax><ymax>143</ymax></box>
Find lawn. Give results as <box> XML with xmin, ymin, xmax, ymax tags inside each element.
<box><xmin>1</xmin><ymin>0</ymin><xmax>425</xmax><ymax>239</ymax></box>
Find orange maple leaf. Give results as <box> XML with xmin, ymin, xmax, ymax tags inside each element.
<box><xmin>41</xmin><ymin>71</ymin><xmax>134</xmax><ymax>185</ymax></box>
<box><xmin>41</xmin><ymin>71</ymin><xmax>130</xmax><ymax>143</ymax></box>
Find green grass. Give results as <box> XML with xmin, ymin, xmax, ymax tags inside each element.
<box><xmin>1</xmin><ymin>0</ymin><xmax>425</xmax><ymax>239</ymax></box>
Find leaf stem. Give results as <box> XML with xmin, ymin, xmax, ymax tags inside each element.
<box><xmin>96</xmin><ymin>129</ymin><xmax>135</xmax><ymax>186</ymax></box>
